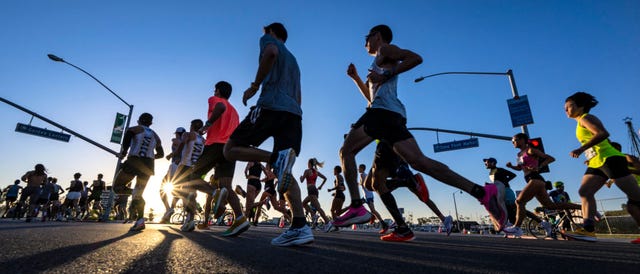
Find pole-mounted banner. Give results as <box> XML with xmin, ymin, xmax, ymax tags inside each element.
<box><xmin>110</xmin><ymin>112</ymin><xmax>127</xmax><ymax>144</ymax></box>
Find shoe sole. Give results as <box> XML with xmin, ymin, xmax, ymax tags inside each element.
<box><xmin>380</xmin><ymin>235</ymin><xmax>415</xmax><ymax>242</ymax></box>
<box><xmin>333</xmin><ymin>212</ymin><xmax>373</xmax><ymax>227</ymax></box>
<box><xmin>272</xmin><ymin>236</ymin><xmax>314</xmax><ymax>247</ymax></box>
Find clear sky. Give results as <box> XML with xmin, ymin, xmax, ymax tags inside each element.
<box><xmin>1</xmin><ymin>0</ymin><xmax>639</xmax><ymax>223</ymax></box>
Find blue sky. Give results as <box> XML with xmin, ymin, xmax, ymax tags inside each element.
<box><xmin>1</xmin><ymin>1</ymin><xmax>638</xmax><ymax>222</ymax></box>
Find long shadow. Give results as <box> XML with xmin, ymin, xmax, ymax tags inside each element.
<box><xmin>0</xmin><ymin>222</ymin><xmax>70</xmax><ymax>231</ymax></box>
<box><xmin>120</xmin><ymin>229</ymin><xmax>183</xmax><ymax>273</ymax></box>
<box><xmin>1</xmin><ymin>231</ymin><xmax>139</xmax><ymax>273</ymax></box>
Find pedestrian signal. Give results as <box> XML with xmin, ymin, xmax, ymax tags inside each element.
<box><xmin>529</xmin><ymin>137</ymin><xmax>550</xmax><ymax>173</ymax></box>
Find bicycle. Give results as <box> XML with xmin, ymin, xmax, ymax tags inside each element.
<box><xmin>526</xmin><ymin>208</ymin><xmax>582</xmax><ymax>239</ymax></box>
<box><xmin>170</xmin><ymin>206</ymin><xmax>203</xmax><ymax>225</ymax></box>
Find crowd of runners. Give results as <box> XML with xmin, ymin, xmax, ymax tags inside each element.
<box><xmin>2</xmin><ymin>23</ymin><xmax>640</xmax><ymax>246</ymax></box>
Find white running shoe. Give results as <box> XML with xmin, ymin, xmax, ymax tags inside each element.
<box><xmin>503</xmin><ymin>225</ymin><xmax>523</xmax><ymax>238</ymax></box>
<box><xmin>272</xmin><ymin>225</ymin><xmax>314</xmax><ymax>247</ymax></box>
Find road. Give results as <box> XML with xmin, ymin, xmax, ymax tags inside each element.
<box><xmin>0</xmin><ymin>219</ymin><xmax>638</xmax><ymax>273</ymax></box>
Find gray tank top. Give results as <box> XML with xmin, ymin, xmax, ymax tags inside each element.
<box><xmin>369</xmin><ymin>59</ymin><xmax>406</xmax><ymax>118</ymax></box>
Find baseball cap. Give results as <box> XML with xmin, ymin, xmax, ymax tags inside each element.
<box><xmin>483</xmin><ymin>157</ymin><xmax>497</xmax><ymax>163</ymax></box>
<box><xmin>175</xmin><ymin>127</ymin><xmax>186</xmax><ymax>133</ymax></box>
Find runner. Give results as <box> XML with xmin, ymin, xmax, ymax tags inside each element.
<box><xmin>254</xmin><ymin>178</ymin><xmax>291</xmax><ymax>225</ymax></box>
<box><xmin>2</xmin><ymin>180</ymin><xmax>22</xmax><ymax>218</ymax></box>
<box><xmin>86</xmin><ymin>174</ymin><xmax>106</xmax><ymax>219</ymax></box>
<box><xmin>223</xmin><ymin>22</ymin><xmax>312</xmax><ymax>246</ymax></box>
<box><xmin>183</xmin><ymin>81</ymin><xmax>244</xmax><ymax>237</ymax></box>
<box><xmin>112</xmin><ymin>112</ymin><xmax>164</xmax><ymax>231</ymax></box>
<box><xmin>300</xmin><ymin>158</ymin><xmax>331</xmax><ymax>227</ymax></box>
<box><xmin>243</xmin><ymin>161</ymin><xmax>270</xmax><ymax>225</ymax></box>
<box><xmin>483</xmin><ymin>157</ymin><xmax>518</xmax><ymax>225</ymax></box>
<box><xmin>358</xmin><ymin>164</ymin><xmax>388</xmax><ymax>233</ymax></box>
<box><xmin>62</xmin><ymin>172</ymin><xmax>84</xmax><ymax>221</ymax></box>
<box><xmin>503</xmin><ymin>133</ymin><xmax>581</xmax><ymax>237</ymax></box>
<box><xmin>49</xmin><ymin>178</ymin><xmax>64</xmax><ymax>221</ymax></box>
<box><xmin>327</xmin><ymin>165</ymin><xmax>347</xmax><ymax>221</ymax></box>
<box><xmin>172</xmin><ymin>119</ymin><xmax>206</xmax><ymax>232</ymax></box>
<box><xmin>17</xmin><ymin>164</ymin><xmax>48</xmax><ymax>222</ymax></box>
<box><xmin>562</xmin><ymin>91</ymin><xmax>640</xmax><ymax>243</ymax></box>
<box><xmin>338</xmin><ymin>24</ymin><xmax>506</xmax><ymax>232</ymax></box>
<box><xmin>160</xmin><ymin>127</ymin><xmax>186</xmax><ymax>223</ymax></box>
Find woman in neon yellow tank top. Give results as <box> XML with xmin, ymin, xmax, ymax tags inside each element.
<box><xmin>564</xmin><ymin>91</ymin><xmax>640</xmax><ymax>243</ymax></box>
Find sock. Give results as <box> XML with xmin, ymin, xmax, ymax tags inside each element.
<box><xmin>350</xmin><ymin>199</ymin><xmax>363</xmax><ymax>208</ymax></box>
<box><xmin>379</xmin><ymin>192</ymin><xmax>406</xmax><ymax>227</ymax></box>
<box><xmin>291</xmin><ymin>216</ymin><xmax>306</xmax><ymax>228</ymax></box>
<box><xmin>470</xmin><ymin>185</ymin><xmax>485</xmax><ymax>200</ymax></box>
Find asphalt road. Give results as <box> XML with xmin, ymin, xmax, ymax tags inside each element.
<box><xmin>0</xmin><ymin>219</ymin><xmax>638</xmax><ymax>273</ymax></box>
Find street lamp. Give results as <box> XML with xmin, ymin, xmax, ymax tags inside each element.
<box><xmin>414</xmin><ymin>70</ymin><xmax>529</xmax><ymax>136</ymax></box>
<box><xmin>47</xmin><ymin>54</ymin><xmax>134</xmax><ymax>166</ymax></box>
<box><xmin>452</xmin><ymin>190</ymin><xmax>462</xmax><ymax>232</ymax></box>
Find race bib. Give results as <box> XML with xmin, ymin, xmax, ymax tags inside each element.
<box><xmin>584</xmin><ymin>147</ymin><xmax>597</xmax><ymax>160</ymax></box>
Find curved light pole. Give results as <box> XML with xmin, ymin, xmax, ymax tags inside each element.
<box><xmin>47</xmin><ymin>54</ymin><xmax>133</xmax><ymax>175</ymax></box>
<box><xmin>415</xmin><ymin>69</ymin><xmax>529</xmax><ymax>136</ymax></box>
<box><xmin>452</xmin><ymin>190</ymin><xmax>462</xmax><ymax>232</ymax></box>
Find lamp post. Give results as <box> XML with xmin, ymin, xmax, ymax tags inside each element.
<box><xmin>452</xmin><ymin>190</ymin><xmax>462</xmax><ymax>232</ymax></box>
<box><xmin>414</xmin><ymin>69</ymin><xmax>529</xmax><ymax>136</ymax></box>
<box><xmin>47</xmin><ymin>54</ymin><xmax>134</xmax><ymax>169</ymax></box>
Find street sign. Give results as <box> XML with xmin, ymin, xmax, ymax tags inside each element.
<box><xmin>433</xmin><ymin>138</ymin><xmax>479</xmax><ymax>153</ymax></box>
<box><xmin>507</xmin><ymin>95</ymin><xmax>534</xmax><ymax>127</ymax></box>
<box><xmin>15</xmin><ymin>123</ymin><xmax>71</xmax><ymax>142</ymax></box>
<box><xmin>110</xmin><ymin>112</ymin><xmax>127</xmax><ymax>144</ymax></box>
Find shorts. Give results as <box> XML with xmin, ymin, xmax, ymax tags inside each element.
<box><xmin>89</xmin><ymin>191</ymin><xmax>102</xmax><ymax>201</ymax></box>
<box><xmin>19</xmin><ymin>186</ymin><xmax>41</xmax><ymax>204</ymax></box>
<box><xmin>334</xmin><ymin>191</ymin><xmax>345</xmax><ymax>200</ymax></box>
<box><xmin>365</xmin><ymin>197</ymin><xmax>374</xmax><ymax>204</ymax></box>
<box><xmin>307</xmin><ymin>186</ymin><xmax>319</xmax><ymax>197</ymax></box>
<box><xmin>524</xmin><ymin>172</ymin><xmax>545</xmax><ymax>183</ymax></box>
<box><xmin>120</xmin><ymin>156</ymin><xmax>155</xmax><ymax>179</ymax></box>
<box><xmin>352</xmin><ymin>108</ymin><xmax>413</xmax><ymax>145</ymax></box>
<box><xmin>230</xmin><ymin>107</ymin><xmax>302</xmax><ymax>164</ymax></box>
<box><xmin>189</xmin><ymin>143</ymin><xmax>235</xmax><ymax>180</ymax></box>
<box><xmin>50</xmin><ymin>194</ymin><xmax>59</xmax><ymax>201</ymax></box>
<box><xmin>66</xmin><ymin>191</ymin><xmax>81</xmax><ymax>200</ymax></box>
<box><xmin>264</xmin><ymin>180</ymin><xmax>276</xmax><ymax>196</ymax></box>
<box><xmin>247</xmin><ymin>178</ymin><xmax>262</xmax><ymax>192</ymax></box>
<box><xmin>373</xmin><ymin>140</ymin><xmax>402</xmax><ymax>176</ymax></box>
<box><xmin>36</xmin><ymin>198</ymin><xmax>49</xmax><ymax>205</ymax></box>
<box><xmin>585</xmin><ymin>156</ymin><xmax>631</xmax><ymax>179</ymax></box>
<box><xmin>5</xmin><ymin>196</ymin><xmax>17</xmax><ymax>203</ymax></box>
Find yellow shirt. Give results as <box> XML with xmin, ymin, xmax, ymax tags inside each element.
<box><xmin>576</xmin><ymin>113</ymin><xmax>623</xmax><ymax>168</ymax></box>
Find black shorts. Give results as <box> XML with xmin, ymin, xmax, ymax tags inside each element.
<box><xmin>264</xmin><ymin>180</ymin><xmax>276</xmax><ymax>196</ymax></box>
<box><xmin>373</xmin><ymin>140</ymin><xmax>402</xmax><ymax>176</ymax></box>
<box><xmin>5</xmin><ymin>196</ymin><xmax>17</xmax><ymax>203</ymax></box>
<box><xmin>307</xmin><ymin>186</ymin><xmax>319</xmax><ymax>197</ymax></box>
<box><xmin>247</xmin><ymin>178</ymin><xmax>262</xmax><ymax>192</ymax></box>
<box><xmin>352</xmin><ymin>108</ymin><xmax>413</xmax><ymax>145</ymax></box>
<box><xmin>121</xmin><ymin>156</ymin><xmax>155</xmax><ymax>179</ymax></box>
<box><xmin>88</xmin><ymin>191</ymin><xmax>102</xmax><ymax>202</ymax></box>
<box><xmin>189</xmin><ymin>143</ymin><xmax>235</xmax><ymax>180</ymax></box>
<box><xmin>585</xmin><ymin>156</ymin><xmax>631</xmax><ymax>179</ymax></box>
<box><xmin>230</xmin><ymin>107</ymin><xmax>302</xmax><ymax>164</ymax></box>
<box><xmin>524</xmin><ymin>172</ymin><xmax>545</xmax><ymax>182</ymax></box>
<box><xmin>36</xmin><ymin>198</ymin><xmax>49</xmax><ymax>205</ymax></box>
<box><xmin>334</xmin><ymin>191</ymin><xmax>345</xmax><ymax>200</ymax></box>
<box><xmin>19</xmin><ymin>186</ymin><xmax>41</xmax><ymax>204</ymax></box>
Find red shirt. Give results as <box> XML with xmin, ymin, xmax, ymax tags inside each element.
<box><xmin>205</xmin><ymin>96</ymin><xmax>239</xmax><ymax>145</ymax></box>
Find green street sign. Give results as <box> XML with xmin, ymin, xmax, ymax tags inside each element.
<box><xmin>110</xmin><ymin>112</ymin><xmax>127</xmax><ymax>144</ymax></box>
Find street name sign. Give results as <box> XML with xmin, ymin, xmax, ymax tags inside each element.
<box><xmin>433</xmin><ymin>138</ymin><xmax>479</xmax><ymax>153</ymax></box>
<box><xmin>15</xmin><ymin>123</ymin><xmax>71</xmax><ymax>142</ymax></box>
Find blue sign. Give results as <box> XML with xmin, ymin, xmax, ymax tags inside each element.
<box><xmin>433</xmin><ymin>138</ymin><xmax>479</xmax><ymax>153</ymax></box>
<box><xmin>507</xmin><ymin>95</ymin><xmax>534</xmax><ymax>127</ymax></box>
<box><xmin>15</xmin><ymin>123</ymin><xmax>71</xmax><ymax>142</ymax></box>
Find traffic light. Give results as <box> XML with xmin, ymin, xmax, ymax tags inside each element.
<box><xmin>529</xmin><ymin>137</ymin><xmax>550</xmax><ymax>173</ymax></box>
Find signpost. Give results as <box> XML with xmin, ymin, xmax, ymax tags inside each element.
<box><xmin>15</xmin><ymin>123</ymin><xmax>71</xmax><ymax>142</ymax></box>
<box><xmin>433</xmin><ymin>138</ymin><xmax>479</xmax><ymax>153</ymax></box>
<box><xmin>110</xmin><ymin>112</ymin><xmax>127</xmax><ymax>144</ymax></box>
<box><xmin>507</xmin><ymin>95</ymin><xmax>534</xmax><ymax>128</ymax></box>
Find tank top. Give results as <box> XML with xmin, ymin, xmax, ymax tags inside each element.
<box><xmin>306</xmin><ymin>169</ymin><xmax>318</xmax><ymax>187</ymax></box>
<box><xmin>69</xmin><ymin>180</ymin><xmax>84</xmax><ymax>192</ymax></box>
<box><xmin>368</xmin><ymin>57</ymin><xmax>406</xmax><ymax>118</ymax></box>
<box><xmin>248</xmin><ymin>162</ymin><xmax>263</xmax><ymax>178</ymax></box>
<box><xmin>180</xmin><ymin>134</ymin><xmax>205</xmax><ymax>167</ymax></box>
<box><xmin>576</xmin><ymin>113</ymin><xmax>623</xmax><ymax>168</ymax></box>
<box><xmin>129</xmin><ymin>126</ymin><xmax>158</xmax><ymax>159</ymax></box>
<box><xmin>517</xmin><ymin>150</ymin><xmax>538</xmax><ymax>170</ymax></box>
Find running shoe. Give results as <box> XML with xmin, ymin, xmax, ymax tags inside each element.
<box><xmin>562</xmin><ymin>228</ymin><xmax>597</xmax><ymax>242</ymax></box>
<box><xmin>271</xmin><ymin>225</ymin><xmax>314</xmax><ymax>246</ymax></box>
<box><xmin>211</xmin><ymin>188</ymin><xmax>228</xmax><ymax>219</ymax></box>
<box><xmin>411</xmin><ymin>173</ymin><xmax>429</xmax><ymax>203</ymax></box>
<box><xmin>631</xmin><ymin>238</ymin><xmax>640</xmax><ymax>244</ymax></box>
<box><xmin>331</xmin><ymin>205</ymin><xmax>372</xmax><ymax>227</ymax></box>
<box><xmin>273</xmin><ymin>148</ymin><xmax>296</xmax><ymax>192</ymax></box>
<box><xmin>221</xmin><ymin>216</ymin><xmax>250</xmax><ymax>237</ymax></box>
<box><xmin>380</xmin><ymin>229</ymin><xmax>415</xmax><ymax>242</ymax></box>
<box><xmin>235</xmin><ymin>185</ymin><xmax>247</xmax><ymax>198</ymax></box>
<box><xmin>478</xmin><ymin>183</ymin><xmax>507</xmax><ymax>231</ymax></box>
<box><xmin>181</xmin><ymin>220</ymin><xmax>196</xmax><ymax>232</ymax></box>
<box><xmin>130</xmin><ymin>218</ymin><xmax>145</xmax><ymax>232</ymax></box>
<box><xmin>443</xmin><ymin>215</ymin><xmax>453</xmax><ymax>236</ymax></box>
<box><xmin>502</xmin><ymin>225</ymin><xmax>523</xmax><ymax>238</ymax></box>
<box><xmin>378</xmin><ymin>225</ymin><xmax>390</xmax><ymax>234</ymax></box>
